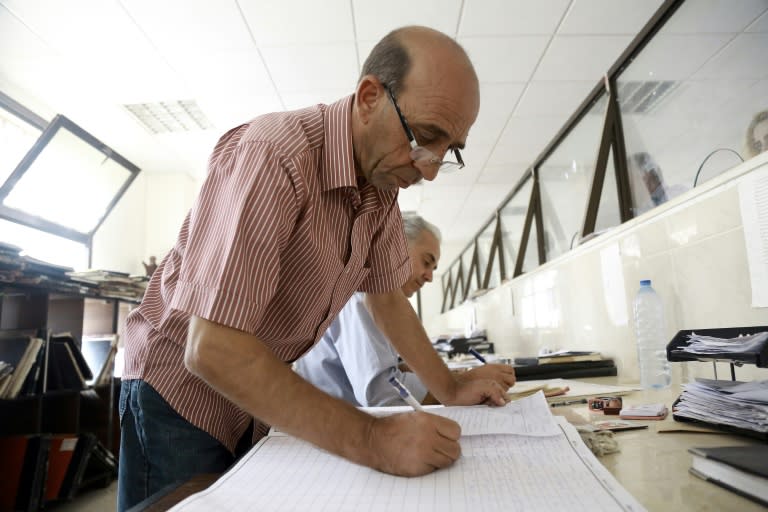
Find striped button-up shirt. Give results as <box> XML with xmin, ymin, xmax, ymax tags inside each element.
<box><xmin>122</xmin><ymin>96</ymin><xmax>411</xmax><ymax>452</ymax></box>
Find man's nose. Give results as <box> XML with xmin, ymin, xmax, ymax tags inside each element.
<box><xmin>424</xmin><ymin>269</ymin><xmax>433</xmax><ymax>282</ymax></box>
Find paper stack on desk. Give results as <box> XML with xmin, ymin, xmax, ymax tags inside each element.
<box><xmin>170</xmin><ymin>392</ymin><xmax>645</xmax><ymax>511</ymax></box>
<box><xmin>674</xmin><ymin>379</ymin><xmax>768</xmax><ymax>438</ymax></box>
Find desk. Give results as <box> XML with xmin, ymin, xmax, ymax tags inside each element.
<box><xmin>137</xmin><ymin>379</ymin><xmax>765</xmax><ymax>511</ymax></box>
<box><xmin>551</xmin><ymin>379</ymin><xmax>765</xmax><ymax>512</ymax></box>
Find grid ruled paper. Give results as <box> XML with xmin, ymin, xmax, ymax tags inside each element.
<box><xmin>171</xmin><ymin>394</ymin><xmax>645</xmax><ymax>512</ymax></box>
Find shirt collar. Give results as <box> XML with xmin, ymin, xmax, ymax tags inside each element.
<box><xmin>321</xmin><ymin>94</ymin><xmax>399</xmax><ymax>207</ymax></box>
<box><xmin>321</xmin><ymin>95</ymin><xmax>357</xmax><ymax>192</ymax></box>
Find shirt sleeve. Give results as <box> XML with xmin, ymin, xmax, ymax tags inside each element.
<box><xmin>171</xmin><ymin>129</ymin><xmax>301</xmax><ymax>334</ymax></box>
<box><xmin>334</xmin><ymin>294</ymin><xmax>427</xmax><ymax>406</ymax></box>
<box><xmin>357</xmin><ymin>198</ymin><xmax>410</xmax><ymax>294</ymax></box>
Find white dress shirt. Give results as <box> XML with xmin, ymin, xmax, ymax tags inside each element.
<box><xmin>294</xmin><ymin>293</ymin><xmax>428</xmax><ymax>406</ymax></box>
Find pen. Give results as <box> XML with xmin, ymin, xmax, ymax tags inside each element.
<box><xmin>468</xmin><ymin>347</ymin><xmax>487</xmax><ymax>364</ymax></box>
<box><xmin>388</xmin><ymin>376</ymin><xmax>424</xmax><ymax>411</ymax></box>
<box><xmin>550</xmin><ymin>398</ymin><xmax>588</xmax><ymax>408</ymax></box>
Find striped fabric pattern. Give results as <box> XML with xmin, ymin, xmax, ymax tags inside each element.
<box><xmin>122</xmin><ymin>96</ymin><xmax>411</xmax><ymax>452</ymax></box>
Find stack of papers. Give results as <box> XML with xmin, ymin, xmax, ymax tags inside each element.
<box><xmin>674</xmin><ymin>379</ymin><xmax>768</xmax><ymax>435</ymax></box>
<box><xmin>678</xmin><ymin>331</ymin><xmax>768</xmax><ymax>355</ymax></box>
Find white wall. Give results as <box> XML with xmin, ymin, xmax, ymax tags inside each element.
<box><xmin>90</xmin><ymin>171</ymin><xmax>200</xmax><ymax>274</ymax></box>
<box><xmin>424</xmin><ymin>153</ymin><xmax>768</xmax><ymax>385</ymax></box>
<box><xmin>91</xmin><ymin>173</ymin><xmax>147</xmax><ymax>274</ymax></box>
<box><xmin>143</xmin><ymin>172</ymin><xmax>199</xmax><ymax>263</ymax></box>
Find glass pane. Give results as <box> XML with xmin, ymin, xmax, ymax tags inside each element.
<box><xmin>461</xmin><ymin>245</ymin><xmax>477</xmax><ymax>299</ymax></box>
<box><xmin>500</xmin><ymin>177</ymin><xmax>533</xmax><ymax>280</ymax></box>
<box><xmin>521</xmin><ymin>220</ymin><xmax>540</xmax><ymax>274</ymax></box>
<box><xmin>476</xmin><ymin>221</ymin><xmax>500</xmax><ymax>289</ymax></box>
<box><xmin>539</xmin><ymin>92</ymin><xmax>608</xmax><ymax>261</ymax></box>
<box><xmin>0</xmin><ymin>108</ymin><xmax>42</xmax><ymax>186</ymax></box>
<box><xmin>0</xmin><ymin>219</ymin><xmax>87</xmax><ymax>269</ymax></box>
<box><xmin>595</xmin><ymin>147</ymin><xmax>622</xmax><ymax>234</ymax></box>
<box><xmin>3</xmin><ymin>126</ymin><xmax>132</xmax><ymax>233</ymax></box>
<box><xmin>451</xmin><ymin>262</ymin><xmax>463</xmax><ymax>307</ymax></box>
<box><xmin>617</xmin><ymin>0</ymin><xmax>768</xmax><ymax>216</ymax></box>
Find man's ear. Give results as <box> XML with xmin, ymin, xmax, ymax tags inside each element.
<box><xmin>355</xmin><ymin>75</ymin><xmax>383</xmax><ymax>125</ymax></box>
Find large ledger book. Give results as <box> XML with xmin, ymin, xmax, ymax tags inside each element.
<box><xmin>688</xmin><ymin>445</ymin><xmax>768</xmax><ymax>506</ymax></box>
<box><xmin>169</xmin><ymin>393</ymin><xmax>645</xmax><ymax>511</ymax></box>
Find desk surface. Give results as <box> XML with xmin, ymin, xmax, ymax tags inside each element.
<box><xmin>551</xmin><ymin>378</ymin><xmax>765</xmax><ymax>512</ymax></box>
<box><xmin>141</xmin><ymin>379</ymin><xmax>765</xmax><ymax>512</ymax></box>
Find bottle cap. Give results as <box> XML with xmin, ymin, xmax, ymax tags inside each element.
<box><xmin>640</xmin><ymin>279</ymin><xmax>651</xmax><ymax>286</ymax></box>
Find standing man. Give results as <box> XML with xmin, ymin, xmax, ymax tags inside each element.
<box><xmin>118</xmin><ymin>26</ymin><xmax>503</xmax><ymax>511</ymax></box>
<box><xmin>295</xmin><ymin>214</ymin><xmax>516</xmax><ymax>406</ymax></box>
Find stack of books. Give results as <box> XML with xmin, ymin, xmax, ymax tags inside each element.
<box><xmin>512</xmin><ymin>351</ymin><xmax>617</xmax><ymax>381</ymax></box>
<box><xmin>67</xmin><ymin>269</ymin><xmax>148</xmax><ymax>301</ymax></box>
<box><xmin>689</xmin><ymin>445</ymin><xmax>768</xmax><ymax>506</ymax></box>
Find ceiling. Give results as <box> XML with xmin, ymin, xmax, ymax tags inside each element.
<box><xmin>1</xmin><ymin>0</ymin><xmax>764</xmax><ymax>267</ymax></box>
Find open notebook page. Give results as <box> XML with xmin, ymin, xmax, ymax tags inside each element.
<box><xmin>171</xmin><ymin>393</ymin><xmax>645</xmax><ymax>511</ymax></box>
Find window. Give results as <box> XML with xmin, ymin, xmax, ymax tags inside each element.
<box><xmin>616</xmin><ymin>0</ymin><xmax>765</xmax><ymax>215</ymax></box>
<box><xmin>0</xmin><ymin>112</ymin><xmax>140</xmax><ymax>250</ymax></box>
<box><xmin>538</xmin><ymin>93</ymin><xmax>608</xmax><ymax>260</ymax></box>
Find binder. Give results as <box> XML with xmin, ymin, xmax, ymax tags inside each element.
<box><xmin>44</xmin><ymin>434</ymin><xmax>79</xmax><ymax>502</ymax></box>
<box><xmin>59</xmin><ymin>433</ymin><xmax>97</xmax><ymax>500</ymax></box>
<box><xmin>0</xmin><ymin>435</ymin><xmax>30</xmax><ymax>512</ymax></box>
<box><xmin>15</xmin><ymin>435</ymin><xmax>51</xmax><ymax>512</ymax></box>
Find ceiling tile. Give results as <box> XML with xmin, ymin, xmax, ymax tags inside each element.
<box><xmin>0</xmin><ymin>5</ymin><xmax>55</xmax><ymax>59</ymax></box>
<box><xmin>477</xmin><ymin>163</ymin><xmax>529</xmax><ymax>186</ymax></box>
<box><xmin>514</xmin><ymin>81</ymin><xmax>596</xmax><ymax>117</ymax></box>
<box><xmin>462</xmin><ymin>184</ymin><xmax>510</xmax><ymax>214</ymax></box>
<box><xmin>459</xmin><ymin>0</ymin><xmax>570</xmax><ymax>36</ymax></box>
<box><xmin>239</xmin><ymin>0</ymin><xmax>354</xmax><ymax>45</ymax></box>
<box><xmin>660</xmin><ymin>0</ymin><xmax>768</xmax><ymax>34</ymax></box>
<box><xmin>169</xmin><ymin>49</ymin><xmax>274</xmax><ymax>97</ymax></box>
<box><xmin>470</xmin><ymin>82</ymin><xmax>526</xmax><ymax>145</ymax></box>
<box><xmin>747</xmin><ymin>9</ymin><xmax>768</xmax><ymax>32</ymax></box>
<box><xmin>353</xmin><ymin>0</ymin><xmax>462</xmax><ymax>41</ymax></box>
<box><xmin>280</xmin><ymin>89</ymin><xmax>353</xmax><ymax>111</ymax></box>
<box><xmin>195</xmin><ymin>92</ymin><xmax>285</xmax><ymax>131</ymax></box>
<box><xmin>421</xmin><ymin>184</ymin><xmax>469</xmax><ymax>203</ymax></box>
<box><xmin>488</xmin><ymin>116</ymin><xmax>565</xmax><ymax>166</ymax></box>
<box><xmin>460</xmin><ymin>142</ymin><xmax>495</xmax><ymax>174</ymax></box>
<box><xmin>122</xmin><ymin>0</ymin><xmax>254</xmax><ymax>54</ymax></box>
<box><xmin>618</xmin><ymin>34</ymin><xmax>734</xmax><ymax>81</ymax></box>
<box><xmin>692</xmin><ymin>33</ymin><xmax>768</xmax><ymax>80</ymax></box>
<box><xmin>2</xmin><ymin>0</ymin><xmax>159</xmax><ymax>63</ymax></box>
<box><xmin>418</xmin><ymin>198</ymin><xmax>461</xmax><ymax>235</ymax></box>
<box><xmin>460</xmin><ymin>36</ymin><xmax>550</xmax><ymax>82</ymax></box>
<box><xmin>261</xmin><ymin>44</ymin><xmax>359</xmax><ymax>92</ymax></box>
<box><xmin>559</xmin><ymin>0</ymin><xmax>663</xmax><ymax>35</ymax></box>
<box><xmin>532</xmin><ymin>35</ymin><xmax>633</xmax><ymax>81</ymax></box>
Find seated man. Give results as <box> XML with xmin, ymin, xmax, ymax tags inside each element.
<box><xmin>295</xmin><ymin>214</ymin><xmax>516</xmax><ymax>406</ymax></box>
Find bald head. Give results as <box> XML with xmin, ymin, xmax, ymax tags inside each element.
<box><xmin>360</xmin><ymin>26</ymin><xmax>478</xmax><ymax>100</ymax></box>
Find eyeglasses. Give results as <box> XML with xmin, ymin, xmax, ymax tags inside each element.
<box><xmin>384</xmin><ymin>85</ymin><xmax>465</xmax><ymax>173</ymax></box>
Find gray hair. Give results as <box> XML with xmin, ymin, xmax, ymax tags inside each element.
<box><xmin>360</xmin><ymin>29</ymin><xmax>411</xmax><ymax>97</ymax></box>
<box><xmin>402</xmin><ymin>213</ymin><xmax>441</xmax><ymax>245</ymax></box>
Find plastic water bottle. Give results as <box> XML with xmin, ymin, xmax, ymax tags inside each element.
<box><xmin>633</xmin><ymin>280</ymin><xmax>671</xmax><ymax>389</ymax></box>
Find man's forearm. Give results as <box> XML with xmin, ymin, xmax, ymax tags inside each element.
<box><xmin>184</xmin><ymin>316</ymin><xmax>378</xmax><ymax>467</ymax></box>
<box><xmin>365</xmin><ymin>291</ymin><xmax>457</xmax><ymax>403</ymax></box>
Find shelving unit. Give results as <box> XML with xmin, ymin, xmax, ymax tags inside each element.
<box><xmin>0</xmin><ymin>283</ymin><xmax>136</xmax><ymax>511</ymax></box>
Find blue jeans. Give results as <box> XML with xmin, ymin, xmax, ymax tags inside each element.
<box><xmin>117</xmin><ymin>380</ymin><xmax>234</xmax><ymax>512</ymax></box>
